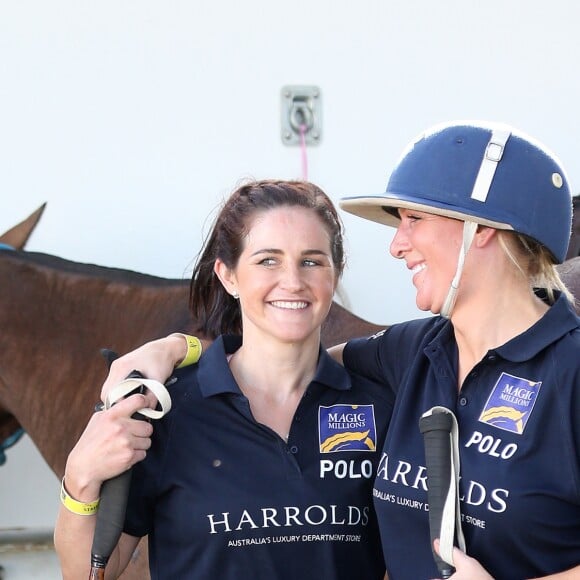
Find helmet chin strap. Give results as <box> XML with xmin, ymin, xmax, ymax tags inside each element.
<box><xmin>441</xmin><ymin>127</ymin><xmax>511</xmax><ymax>319</ymax></box>
<box><xmin>440</xmin><ymin>220</ymin><xmax>478</xmax><ymax>319</ymax></box>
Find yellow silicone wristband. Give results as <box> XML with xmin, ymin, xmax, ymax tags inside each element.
<box><xmin>174</xmin><ymin>334</ymin><xmax>203</xmax><ymax>369</ymax></box>
<box><xmin>60</xmin><ymin>478</ymin><xmax>100</xmax><ymax>516</ymax></box>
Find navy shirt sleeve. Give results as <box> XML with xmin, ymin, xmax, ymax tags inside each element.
<box><xmin>343</xmin><ymin>317</ymin><xmax>442</xmax><ymax>395</ymax></box>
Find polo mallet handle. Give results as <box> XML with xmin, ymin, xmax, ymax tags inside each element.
<box><xmin>89</xmin><ymin>350</ymin><xmax>148</xmax><ymax>576</ymax></box>
<box><xmin>90</xmin><ymin>466</ymin><xmax>135</xmax><ymax>572</ymax></box>
<box><xmin>419</xmin><ymin>410</ymin><xmax>455</xmax><ymax>579</ymax></box>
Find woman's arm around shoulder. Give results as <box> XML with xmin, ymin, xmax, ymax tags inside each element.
<box><xmin>100</xmin><ymin>334</ymin><xmax>211</xmax><ymax>402</ymax></box>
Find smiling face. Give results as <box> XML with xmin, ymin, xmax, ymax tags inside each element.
<box><xmin>389</xmin><ymin>208</ymin><xmax>464</xmax><ymax>314</ymax></box>
<box><xmin>215</xmin><ymin>206</ymin><xmax>338</xmax><ymax>345</ymax></box>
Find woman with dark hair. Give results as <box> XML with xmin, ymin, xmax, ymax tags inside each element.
<box><xmin>54</xmin><ymin>180</ymin><xmax>392</xmax><ymax>579</ymax></box>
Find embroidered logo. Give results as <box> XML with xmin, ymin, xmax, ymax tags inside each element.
<box><xmin>478</xmin><ymin>372</ymin><xmax>541</xmax><ymax>434</ymax></box>
<box><xmin>318</xmin><ymin>404</ymin><xmax>377</xmax><ymax>453</ymax></box>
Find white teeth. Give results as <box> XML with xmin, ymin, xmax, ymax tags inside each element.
<box><xmin>411</xmin><ymin>263</ymin><xmax>426</xmax><ymax>274</ymax></box>
<box><xmin>270</xmin><ymin>301</ymin><xmax>308</xmax><ymax>310</ymax></box>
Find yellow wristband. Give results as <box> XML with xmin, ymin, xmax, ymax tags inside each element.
<box><xmin>60</xmin><ymin>478</ymin><xmax>100</xmax><ymax>516</ymax></box>
<box><xmin>173</xmin><ymin>334</ymin><xmax>203</xmax><ymax>369</ymax></box>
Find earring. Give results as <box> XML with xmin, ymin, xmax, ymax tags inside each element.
<box><xmin>232</xmin><ymin>291</ymin><xmax>239</xmax><ymax>300</ymax></box>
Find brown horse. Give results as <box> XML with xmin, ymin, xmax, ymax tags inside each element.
<box><xmin>1</xmin><ymin>207</ymin><xmax>579</xmax><ymax>579</ymax></box>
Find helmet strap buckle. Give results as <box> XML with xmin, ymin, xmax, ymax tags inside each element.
<box><xmin>471</xmin><ymin>129</ymin><xmax>511</xmax><ymax>202</ymax></box>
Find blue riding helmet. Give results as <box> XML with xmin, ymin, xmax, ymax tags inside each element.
<box><xmin>340</xmin><ymin>121</ymin><xmax>573</xmax><ymax>263</ymax></box>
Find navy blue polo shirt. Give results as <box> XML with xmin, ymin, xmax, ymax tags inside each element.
<box><xmin>124</xmin><ymin>335</ymin><xmax>393</xmax><ymax>579</ymax></box>
<box><xmin>344</xmin><ymin>293</ymin><xmax>580</xmax><ymax>580</ymax></box>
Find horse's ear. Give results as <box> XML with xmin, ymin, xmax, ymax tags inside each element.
<box><xmin>0</xmin><ymin>203</ymin><xmax>47</xmax><ymax>250</ymax></box>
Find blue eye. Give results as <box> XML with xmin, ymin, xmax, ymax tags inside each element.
<box><xmin>303</xmin><ymin>259</ymin><xmax>318</xmax><ymax>267</ymax></box>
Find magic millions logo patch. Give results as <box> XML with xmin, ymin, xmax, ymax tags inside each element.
<box><xmin>478</xmin><ymin>372</ymin><xmax>542</xmax><ymax>434</ymax></box>
<box><xmin>318</xmin><ymin>404</ymin><xmax>377</xmax><ymax>453</ymax></box>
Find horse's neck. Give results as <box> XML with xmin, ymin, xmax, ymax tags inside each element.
<box><xmin>0</xmin><ymin>253</ymin><xmax>191</xmax><ymax>476</ymax></box>
<box><xmin>2</xmin><ymin>252</ymin><xmax>190</xmax><ymax>337</ymax></box>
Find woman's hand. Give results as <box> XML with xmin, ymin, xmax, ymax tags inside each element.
<box><xmin>64</xmin><ymin>394</ymin><xmax>154</xmax><ymax>501</ymax></box>
<box><xmin>433</xmin><ymin>540</ymin><xmax>494</xmax><ymax>580</ymax></box>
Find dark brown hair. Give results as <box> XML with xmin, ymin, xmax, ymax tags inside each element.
<box><xmin>189</xmin><ymin>179</ymin><xmax>345</xmax><ymax>338</ymax></box>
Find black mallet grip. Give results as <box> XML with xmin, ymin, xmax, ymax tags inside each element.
<box><xmin>419</xmin><ymin>409</ymin><xmax>455</xmax><ymax>579</ymax></box>
<box><xmin>90</xmin><ymin>352</ymin><xmax>148</xmax><ymax>572</ymax></box>
<box><xmin>90</xmin><ymin>469</ymin><xmax>134</xmax><ymax>570</ymax></box>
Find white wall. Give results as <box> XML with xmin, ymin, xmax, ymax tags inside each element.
<box><xmin>1</xmin><ymin>0</ymin><xmax>579</xmax><ymax>530</ymax></box>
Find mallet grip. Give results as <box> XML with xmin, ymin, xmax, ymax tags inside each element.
<box><xmin>90</xmin><ymin>469</ymin><xmax>134</xmax><ymax>570</ymax></box>
<box><xmin>419</xmin><ymin>410</ymin><xmax>455</xmax><ymax>579</ymax></box>
<box><xmin>90</xmin><ymin>352</ymin><xmax>147</xmax><ymax>574</ymax></box>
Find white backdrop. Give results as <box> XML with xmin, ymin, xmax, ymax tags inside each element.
<box><xmin>1</xmin><ymin>0</ymin><xmax>579</xmax><ymax>530</ymax></box>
